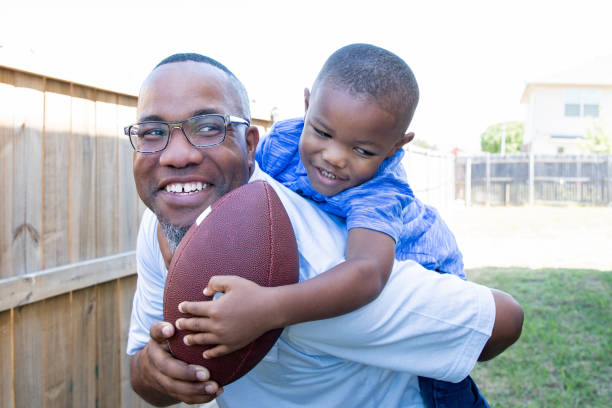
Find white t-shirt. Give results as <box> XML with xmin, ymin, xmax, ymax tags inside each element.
<box><xmin>127</xmin><ymin>165</ymin><xmax>495</xmax><ymax>408</ymax></box>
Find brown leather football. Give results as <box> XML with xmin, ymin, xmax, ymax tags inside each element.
<box><xmin>163</xmin><ymin>180</ymin><xmax>299</xmax><ymax>386</ymax></box>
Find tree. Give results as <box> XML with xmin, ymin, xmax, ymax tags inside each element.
<box><xmin>480</xmin><ymin>121</ymin><xmax>523</xmax><ymax>154</ymax></box>
<box><xmin>583</xmin><ymin>121</ymin><xmax>612</xmax><ymax>153</ymax></box>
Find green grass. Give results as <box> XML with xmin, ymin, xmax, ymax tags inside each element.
<box><xmin>468</xmin><ymin>267</ymin><xmax>612</xmax><ymax>407</ymax></box>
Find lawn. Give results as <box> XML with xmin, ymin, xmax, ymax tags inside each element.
<box><xmin>468</xmin><ymin>267</ymin><xmax>611</xmax><ymax>407</ymax></box>
<box><xmin>440</xmin><ymin>205</ymin><xmax>612</xmax><ymax>406</ymax></box>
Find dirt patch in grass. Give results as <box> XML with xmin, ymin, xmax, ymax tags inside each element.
<box><xmin>441</xmin><ymin>205</ymin><xmax>612</xmax><ymax>271</ymax></box>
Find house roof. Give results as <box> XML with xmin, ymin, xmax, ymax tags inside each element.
<box><xmin>521</xmin><ymin>54</ymin><xmax>612</xmax><ymax>102</ymax></box>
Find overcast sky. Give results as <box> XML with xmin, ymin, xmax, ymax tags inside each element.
<box><xmin>2</xmin><ymin>0</ymin><xmax>611</xmax><ymax>152</ymax></box>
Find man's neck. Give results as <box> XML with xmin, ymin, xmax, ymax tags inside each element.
<box><xmin>157</xmin><ymin>224</ymin><xmax>173</xmax><ymax>270</ymax></box>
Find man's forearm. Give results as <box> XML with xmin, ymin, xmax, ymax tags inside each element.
<box><xmin>478</xmin><ymin>289</ymin><xmax>524</xmax><ymax>361</ymax></box>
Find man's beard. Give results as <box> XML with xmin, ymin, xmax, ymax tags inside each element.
<box><xmin>160</xmin><ymin>222</ymin><xmax>190</xmax><ymax>254</ymax></box>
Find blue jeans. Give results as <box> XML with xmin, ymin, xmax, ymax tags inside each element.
<box><xmin>418</xmin><ymin>375</ymin><xmax>490</xmax><ymax>408</ymax></box>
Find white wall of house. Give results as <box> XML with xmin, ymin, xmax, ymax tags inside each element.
<box><xmin>522</xmin><ymin>84</ymin><xmax>612</xmax><ymax>154</ymax></box>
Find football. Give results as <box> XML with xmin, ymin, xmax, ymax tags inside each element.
<box><xmin>163</xmin><ymin>180</ymin><xmax>299</xmax><ymax>386</ymax></box>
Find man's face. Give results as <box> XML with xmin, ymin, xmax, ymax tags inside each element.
<box><xmin>299</xmin><ymin>82</ymin><xmax>407</xmax><ymax>197</ymax></box>
<box><xmin>133</xmin><ymin>61</ymin><xmax>257</xmax><ymax>229</ymax></box>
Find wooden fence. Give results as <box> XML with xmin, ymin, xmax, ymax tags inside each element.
<box><xmin>455</xmin><ymin>153</ymin><xmax>612</xmax><ymax>206</ymax></box>
<box><xmin>0</xmin><ymin>65</ymin><xmax>170</xmax><ymax>407</ymax></box>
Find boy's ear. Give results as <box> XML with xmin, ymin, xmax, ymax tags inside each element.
<box><xmin>387</xmin><ymin>132</ymin><xmax>415</xmax><ymax>158</ymax></box>
<box><xmin>304</xmin><ymin>88</ymin><xmax>311</xmax><ymax>116</ymax></box>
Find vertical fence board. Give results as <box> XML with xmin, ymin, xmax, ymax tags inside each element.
<box><xmin>119</xmin><ymin>275</ymin><xmax>142</xmax><ymax>407</ymax></box>
<box><xmin>13</xmin><ymin>72</ymin><xmax>44</xmax><ymax>275</ymax></box>
<box><xmin>43</xmin><ymin>80</ymin><xmax>72</xmax><ymax>269</ymax></box>
<box><xmin>117</xmin><ymin>96</ymin><xmax>138</xmax><ymax>253</ymax></box>
<box><xmin>0</xmin><ymin>69</ymin><xmax>15</xmax><ymax>279</ymax></box>
<box><xmin>43</xmin><ymin>294</ymin><xmax>72</xmax><ymax>407</ymax></box>
<box><xmin>13</xmin><ymin>302</ymin><xmax>44</xmax><ymax>406</ymax></box>
<box><xmin>95</xmin><ymin>91</ymin><xmax>118</xmax><ymax>258</ymax></box>
<box><xmin>71</xmin><ymin>286</ymin><xmax>97</xmax><ymax>408</ymax></box>
<box><xmin>71</xmin><ymin>85</ymin><xmax>97</xmax><ymax>262</ymax></box>
<box><xmin>96</xmin><ymin>280</ymin><xmax>121</xmax><ymax>407</ymax></box>
<box><xmin>0</xmin><ymin>310</ymin><xmax>13</xmax><ymax>408</ymax></box>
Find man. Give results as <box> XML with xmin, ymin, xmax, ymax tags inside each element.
<box><xmin>127</xmin><ymin>53</ymin><xmax>523</xmax><ymax>407</ymax></box>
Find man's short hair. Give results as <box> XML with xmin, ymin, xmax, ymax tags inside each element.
<box><xmin>314</xmin><ymin>43</ymin><xmax>419</xmax><ymax>130</ymax></box>
<box><xmin>155</xmin><ymin>53</ymin><xmax>251</xmax><ymax>120</ymax></box>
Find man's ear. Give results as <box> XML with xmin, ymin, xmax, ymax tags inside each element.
<box><xmin>386</xmin><ymin>132</ymin><xmax>415</xmax><ymax>158</ymax></box>
<box><xmin>245</xmin><ymin>125</ymin><xmax>260</xmax><ymax>174</ymax></box>
<box><xmin>304</xmin><ymin>88</ymin><xmax>311</xmax><ymax>117</ymax></box>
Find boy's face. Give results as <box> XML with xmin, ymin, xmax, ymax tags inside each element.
<box><xmin>299</xmin><ymin>83</ymin><xmax>413</xmax><ymax>197</ymax></box>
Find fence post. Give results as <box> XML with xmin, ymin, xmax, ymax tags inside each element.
<box><xmin>529</xmin><ymin>152</ymin><xmax>535</xmax><ymax>205</ymax></box>
<box><xmin>608</xmin><ymin>154</ymin><xmax>612</xmax><ymax>205</ymax></box>
<box><xmin>486</xmin><ymin>153</ymin><xmax>491</xmax><ymax>206</ymax></box>
<box><xmin>577</xmin><ymin>155</ymin><xmax>582</xmax><ymax>202</ymax></box>
<box><xmin>466</xmin><ymin>157</ymin><xmax>472</xmax><ymax>207</ymax></box>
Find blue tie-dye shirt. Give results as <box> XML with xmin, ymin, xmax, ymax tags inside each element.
<box><xmin>255</xmin><ymin>118</ymin><xmax>465</xmax><ymax>279</ymax></box>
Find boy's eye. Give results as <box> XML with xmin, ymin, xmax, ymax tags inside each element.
<box><xmin>313</xmin><ymin>126</ymin><xmax>332</xmax><ymax>138</ymax></box>
<box><xmin>354</xmin><ymin>147</ymin><xmax>375</xmax><ymax>156</ymax></box>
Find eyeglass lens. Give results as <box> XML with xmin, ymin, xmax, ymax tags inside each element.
<box><xmin>129</xmin><ymin>115</ymin><xmax>226</xmax><ymax>152</ymax></box>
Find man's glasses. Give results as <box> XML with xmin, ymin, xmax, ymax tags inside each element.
<box><xmin>124</xmin><ymin>113</ymin><xmax>250</xmax><ymax>153</ymax></box>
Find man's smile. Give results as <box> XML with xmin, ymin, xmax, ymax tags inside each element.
<box><xmin>164</xmin><ymin>181</ymin><xmax>210</xmax><ymax>194</ymax></box>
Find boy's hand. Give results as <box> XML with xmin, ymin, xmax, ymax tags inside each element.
<box><xmin>175</xmin><ymin>276</ymin><xmax>281</xmax><ymax>359</ymax></box>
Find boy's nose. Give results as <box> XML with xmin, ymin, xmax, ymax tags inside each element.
<box><xmin>159</xmin><ymin>127</ymin><xmax>203</xmax><ymax>168</ymax></box>
<box><xmin>321</xmin><ymin>147</ymin><xmax>347</xmax><ymax>169</ymax></box>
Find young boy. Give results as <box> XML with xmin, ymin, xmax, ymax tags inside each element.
<box><xmin>179</xmin><ymin>44</ymin><xmax>489</xmax><ymax>406</ymax></box>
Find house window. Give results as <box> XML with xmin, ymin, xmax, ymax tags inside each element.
<box><xmin>564</xmin><ymin>89</ymin><xmax>601</xmax><ymax>118</ymax></box>
<box><xmin>551</xmin><ymin>134</ymin><xmax>584</xmax><ymax>139</ymax></box>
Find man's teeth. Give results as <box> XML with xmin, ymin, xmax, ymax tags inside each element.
<box><xmin>165</xmin><ymin>182</ymin><xmax>208</xmax><ymax>193</ymax></box>
<box><xmin>320</xmin><ymin>169</ymin><xmax>337</xmax><ymax>179</ymax></box>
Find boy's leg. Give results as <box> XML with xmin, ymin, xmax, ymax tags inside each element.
<box><xmin>418</xmin><ymin>376</ymin><xmax>490</xmax><ymax>408</ymax></box>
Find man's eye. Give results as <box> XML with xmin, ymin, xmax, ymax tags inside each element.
<box><xmin>354</xmin><ymin>147</ymin><xmax>374</xmax><ymax>156</ymax></box>
<box><xmin>140</xmin><ymin>127</ymin><xmax>166</xmax><ymax>138</ymax></box>
<box><xmin>194</xmin><ymin>123</ymin><xmax>222</xmax><ymax>135</ymax></box>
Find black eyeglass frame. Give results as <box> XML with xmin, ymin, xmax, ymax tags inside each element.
<box><xmin>124</xmin><ymin>113</ymin><xmax>250</xmax><ymax>153</ymax></box>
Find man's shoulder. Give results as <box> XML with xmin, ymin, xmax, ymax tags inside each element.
<box><xmin>250</xmin><ymin>166</ymin><xmax>318</xmax><ymax>216</ymax></box>
<box><xmin>250</xmin><ymin>166</ymin><xmax>348</xmax><ymax>276</ymax></box>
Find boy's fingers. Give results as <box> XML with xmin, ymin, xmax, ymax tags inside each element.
<box><xmin>206</xmin><ymin>275</ymin><xmax>237</xmax><ymax>294</ymax></box>
<box><xmin>176</xmin><ymin>317</ymin><xmax>214</xmax><ymax>333</ymax></box>
<box><xmin>203</xmin><ymin>344</ymin><xmax>232</xmax><ymax>359</ymax></box>
<box><xmin>183</xmin><ymin>331</ymin><xmax>219</xmax><ymax>346</ymax></box>
<box><xmin>178</xmin><ymin>300</ymin><xmax>213</xmax><ymax>315</ymax></box>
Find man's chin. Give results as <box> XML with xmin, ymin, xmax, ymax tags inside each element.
<box><xmin>160</xmin><ymin>222</ymin><xmax>190</xmax><ymax>254</ymax></box>
<box><xmin>154</xmin><ymin>204</ymin><xmax>203</xmax><ymax>231</ymax></box>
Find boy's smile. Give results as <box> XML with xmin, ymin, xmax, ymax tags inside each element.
<box><xmin>299</xmin><ymin>82</ymin><xmax>412</xmax><ymax>197</ymax></box>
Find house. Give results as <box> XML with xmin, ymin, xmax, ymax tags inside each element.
<box><xmin>520</xmin><ymin>55</ymin><xmax>612</xmax><ymax>154</ymax></box>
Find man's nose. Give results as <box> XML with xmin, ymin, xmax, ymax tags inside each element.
<box><xmin>321</xmin><ymin>145</ymin><xmax>347</xmax><ymax>169</ymax></box>
<box><xmin>159</xmin><ymin>127</ymin><xmax>203</xmax><ymax>167</ymax></box>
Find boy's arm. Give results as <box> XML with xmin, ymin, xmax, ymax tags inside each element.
<box><xmin>176</xmin><ymin>228</ymin><xmax>395</xmax><ymax>358</ymax></box>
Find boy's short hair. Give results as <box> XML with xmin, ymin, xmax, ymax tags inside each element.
<box><xmin>155</xmin><ymin>53</ymin><xmax>251</xmax><ymax>119</ymax></box>
<box><xmin>314</xmin><ymin>43</ymin><xmax>419</xmax><ymax>132</ymax></box>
